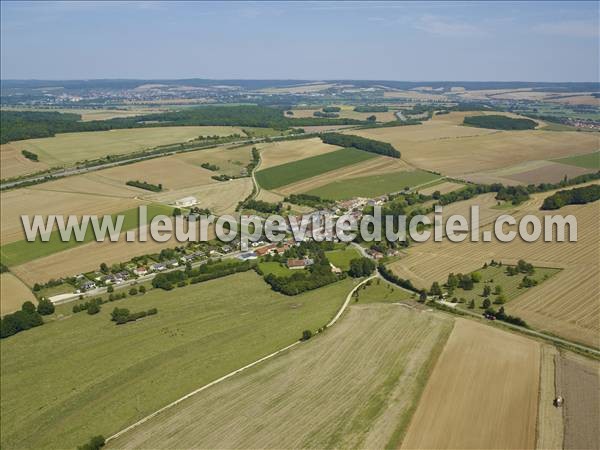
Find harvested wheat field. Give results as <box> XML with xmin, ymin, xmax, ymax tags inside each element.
<box><xmin>108</xmin><ymin>304</ymin><xmax>453</xmax><ymax>449</ymax></box>
<box><xmin>348</xmin><ymin>112</ymin><xmax>599</xmax><ymax>177</ymax></box>
<box><xmin>556</xmin><ymin>352</ymin><xmax>600</xmax><ymax>450</ymax></box>
<box><xmin>174</xmin><ymin>145</ymin><xmax>252</xmax><ymax>176</ymax></box>
<box><xmin>401</xmin><ymin>318</ymin><xmax>540</xmax><ymax>450</ymax></box>
<box><xmin>0</xmin><ymin>273</ymin><xmax>36</xmax><ymax>316</ymax></box>
<box><xmin>7</xmin><ymin>126</ymin><xmax>244</xmax><ymax>166</ymax></box>
<box><xmin>274</xmin><ymin>155</ymin><xmax>412</xmax><ymax>196</ymax></box>
<box><xmin>389</xmin><ymin>192</ymin><xmax>600</xmax><ymax>347</ymax></box>
<box><xmin>418</xmin><ymin>180</ymin><xmax>465</xmax><ymax>196</ymax></box>
<box><xmin>257</xmin><ymin>137</ymin><xmax>340</xmax><ymax>169</ymax></box>
<box><xmin>536</xmin><ymin>345</ymin><xmax>563</xmax><ymax>450</ymax></box>
<box><xmin>0</xmin><ymin>143</ymin><xmax>51</xmax><ymax>179</ymax></box>
<box><xmin>289</xmin><ymin>106</ymin><xmax>398</xmax><ymax>122</ymax></box>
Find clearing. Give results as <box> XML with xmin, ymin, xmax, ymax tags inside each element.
<box><xmin>401</xmin><ymin>318</ymin><xmax>540</xmax><ymax>450</ymax></box>
<box><xmin>107</xmin><ymin>303</ymin><xmax>453</xmax><ymax>449</ymax></box>
<box><xmin>0</xmin><ymin>272</ymin><xmax>355</xmax><ymax>450</ymax></box>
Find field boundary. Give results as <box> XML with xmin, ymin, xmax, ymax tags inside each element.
<box><xmin>105</xmin><ymin>275</ymin><xmax>376</xmax><ymax>444</ymax></box>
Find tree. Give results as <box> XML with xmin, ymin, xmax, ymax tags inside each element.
<box><xmin>139</xmin><ymin>285</ymin><xmax>146</xmax><ymax>294</ymax></box>
<box><xmin>37</xmin><ymin>298</ymin><xmax>55</xmax><ymax>315</ymax></box>
<box><xmin>77</xmin><ymin>435</ymin><xmax>105</xmax><ymax>450</ymax></box>
<box><xmin>468</xmin><ymin>299</ymin><xmax>475</xmax><ymax>309</ymax></box>
<box><xmin>172</xmin><ymin>208</ymin><xmax>182</xmax><ymax>217</ymax></box>
<box><xmin>21</xmin><ymin>301</ymin><xmax>36</xmax><ymax>314</ymax></box>
<box><xmin>446</xmin><ymin>273</ymin><xmax>458</xmax><ymax>289</ymax></box>
<box><xmin>494</xmin><ymin>294</ymin><xmax>506</xmax><ymax>304</ymax></box>
<box><xmin>129</xmin><ymin>287</ymin><xmax>138</xmax><ymax>296</ymax></box>
<box><xmin>471</xmin><ymin>272</ymin><xmax>482</xmax><ymax>283</ymax></box>
<box><xmin>107</xmin><ymin>285</ymin><xmax>114</xmax><ymax>293</ymax></box>
<box><xmin>349</xmin><ymin>257</ymin><xmax>376</xmax><ymax>278</ymax></box>
<box><xmin>483</xmin><ymin>285</ymin><xmax>491</xmax><ymax>297</ymax></box>
<box><xmin>87</xmin><ymin>303</ymin><xmax>100</xmax><ymax>315</ymax></box>
<box><xmin>429</xmin><ymin>281</ymin><xmax>443</xmax><ymax>297</ymax></box>
<box><xmin>100</xmin><ymin>263</ymin><xmax>108</xmax><ymax>273</ymax></box>
<box><xmin>301</xmin><ymin>330</ymin><xmax>312</xmax><ymax>341</ymax></box>
<box><xmin>482</xmin><ymin>298</ymin><xmax>491</xmax><ymax>309</ymax></box>
<box><xmin>419</xmin><ymin>290</ymin><xmax>428</xmax><ymax>303</ymax></box>
<box><xmin>494</xmin><ymin>285</ymin><xmax>503</xmax><ymax>295</ymax></box>
<box><xmin>366</xmin><ymin>115</ymin><xmax>376</xmax><ymax>122</ymax></box>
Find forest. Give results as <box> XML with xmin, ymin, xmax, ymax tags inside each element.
<box><xmin>320</xmin><ymin>132</ymin><xmax>401</xmax><ymax>158</ymax></box>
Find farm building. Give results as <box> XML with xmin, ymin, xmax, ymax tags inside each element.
<box><xmin>174</xmin><ymin>196</ymin><xmax>198</xmax><ymax>207</ymax></box>
<box><xmin>287</xmin><ymin>258</ymin><xmax>314</xmax><ymax>269</ymax></box>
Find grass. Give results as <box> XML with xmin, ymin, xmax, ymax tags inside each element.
<box><xmin>447</xmin><ymin>264</ymin><xmax>561</xmax><ymax>311</ymax></box>
<box><xmin>255</xmin><ymin>148</ymin><xmax>375</xmax><ymax>190</ymax></box>
<box><xmin>325</xmin><ymin>247</ymin><xmax>361</xmax><ymax>271</ymax></box>
<box><xmin>258</xmin><ymin>261</ymin><xmax>295</xmax><ymax>277</ymax></box>
<box><xmin>0</xmin><ymin>271</ymin><xmax>356</xmax><ymax>450</ymax></box>
<box><xmin>354</xmin><ymin>279</ymin><xmax>414</xmax><ymax>304</ymax></box>
<box><xmin>0</xmin><ymin>204</ymin><xmax>173</xmax><ymax>267</ymax></box>
<box><xmin>553</xmin><ymin>151</ymin><xmax>600</xmax><ymax>170</ymax></box>
<box><xmin>305</xmin><ymin>170</ymin><xmax>440</xmax><ymax>200</ymax></box>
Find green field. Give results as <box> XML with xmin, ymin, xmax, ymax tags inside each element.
<box><xmin>0</xmin><ymin>204</ymin><xmax>173</xmax><ymax>267</ymax></box>
<box><xmin>448</xmin><ymin>264</ymin><xmax>561</xmax><ymax>311</ymax></box>
<box><xmin>325</xmin><ymin>247</ymin><xmax>361</xmax><ymax>271</ymax></box>
<box><xmin>553</xmin><ymin>151</ymin><xmax>600</xmax><ymax>169</ymax></box>
<box><xmin>9</xmin><ymin>126</ymin><xmax>244</xmax><ymax>166</ymax></box>
<box><xmin>258</xmin><ymin>261</ymin><xmax>295</xmax><ymax>277</ymax></box>
<box><xmin>0</xmin><ymin>272</ymin><xmax>356</xmax><ymax>450</ymax></box>
<box><xmin>255</xmin><ymin>148</ymin><xmax>376</xmax><ymax>190</ymax></box>
<box><xmin>305</xmin><ymin>170</ymin><xmax>440</xmax><ymax>200</ymax></box>
<box><xmin>355</xmin><ymin>279</ymin><xmax>414</xmax><ymax>304</ymax></box>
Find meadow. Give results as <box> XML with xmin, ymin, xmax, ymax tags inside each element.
<box><xmin>0</xmin><ymin>272</ymin><xmax>356</xmax><ymax>450</ymax></box>
<box><xmin>305</xmin><ymin>170</ymin><xmax>440</xmax><ymax>200</ymax></box>
<box><xmin>354</xmin><ymin>278</ymin><xmax>414</xmax><ymax>304</ymax></box>
<box><xmin>255</xmin><ymin>148</ymin><xmax>375</xmax><ymax>190</ymax></box>
<box><xmin>257</xmin><ymin>261</ymin><xmax>295</xmax><ymax>277</ymax></box>
<box><xmin>324</xmin><ymin>247</ymin><xmax>361</xmax><ymax>271</ymax></box>
<box><xmin>107</xmin><ymin>303</ymin><xmax>453</xmax><ymax>449</ymax></box>
<box><xmin>553</xmin><ymin>151</ymin><xmax>600</xmax><ymax>170</ymax></box>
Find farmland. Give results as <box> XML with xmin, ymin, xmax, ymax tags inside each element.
<box><xmin>256</xmin><ymin>137</ymin><xmax>340</xmax><ymax>169</ymax></box>
<box><xmin>6</xmin><ymin>126</ymin><xmax>244</xmax><ymax>168</ymax></box>
<box><xmin>305</xmin><ymin>169</ymin><xmax>440</xmax><ymax>200</ymax></box>
<box><xmin>0</xmin><ymin>273</ymin><xmax>36</xmax><ymax>316</ymax></box>
<box><xmin>400</xmin><ymin>319</ymin><xmax>540</xmax><ymax>450</ymax></box>
<box><xmin>107</xmin><ymin>304</ymin><xmax>453</xmax><ymax>449</ymax></box>
<box><xmin>324</xmin><ymin>246</ymin><xmax>361</xmax><ymax>270</ymax></box>
<box><xmin>257</xmin><ymin>261</ymin><xmax>294</xmax><ymax>277</ymax></box>
<box><xmin>0</xmin><ymin>272</ymin><xmax>355</xmax><ymax>450</ymax></box>
<box><xmin>288</xmin><ymin>105</ymin><xmax>398</xmax><ymax>122</ymax></box>
<box><xmin>554</xmin><ymin>151</ymin><xmax>600</xmax><ymax>169</ymax></box>
<box><xmin>355</xmin><ymin>278</ymin><xmax>414</xmax><ymax>304</ymax></box>
<box><xmin>255</xmin><ymin>148</ymin><xmax>376</xmax><ymax>190</ymax></box>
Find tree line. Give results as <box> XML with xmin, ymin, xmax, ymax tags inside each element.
<box><xmin>0</xmin><ymin>299</ymin><xmax>54</xmax><ymax>339</ymax></box>
<box><xmin>463</xmin><ymin>115</ymin><xmax>537</xmax><ymax>130</ymax></box>
<box><xmin>541</xmin><ymin>184</ymin><xmax>600</xmax><ymax>210</ymax></box>
<box><xmin>320</xmin><ymin>133</ymin><xmax>401</xmax><ymax>158</ymax></box>
<box><xmin>354</xmin><ymin>105</ymin><xmax>388</xmax><ymax>112</ymax></box>
<box><xmin>126</xmin><ymin>180</ymin><xmax>163</xmax><ymax>192</ymax></box>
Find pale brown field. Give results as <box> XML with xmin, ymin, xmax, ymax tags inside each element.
<box><xmin>274</xmin><ymin>155</ymin><xmax>412</xmax><ymax>196</ymax></box>
<box><xmin>536</xmin><ymin>345</ymin><xmax>563</xmax><ymax>450</ymax></box>
<box><xmin>557</xmin><ymin>352</ymin><xmax>600</xmax><ymax>449</ymax></box>
<box><xmin>108</xmin><ymin>304</ymin><xmax>453</xmax><ymax>449</ymax></box>
<box><xmin>174</xmin><ymin>145</ymin><xmax>252</xmax><ymax>177</ymax></box>
<box><xmin>401</xmin><ymin>318</ymin><xmax>540</xmax><ymax>450</ymax></box>
<box><xmin>289</xmin><ymin>106</ymin><xmax>398</xmax><ymax>122</ymax></box>
<box><xmin>0</xmin><ymin>143</ymin><xmax>50</xmax><ymax>179</ymax></box>
<box><xmin>0</xmin><ymin>273</ymin><xmax>36</xmax><ymax>316</ymax></box>
<box><xmin>348</xmin><ymin>112</ymin><xmax>598</xmax><ymax>178</ymax></box>
<box><xmin>547</xmin><ymin>94</ymin><xmax>600</xmax><ymax>106</ymax></box>
<box><xmin>1</xmin><ymin>107</ymin><xmax>164</xmax><ymax>122</ymax></box>
<box><xmin>418</xmin><ymin>181</ymin><xmax>465</xmax><ymax>196</ymax></box>
<box><xmin>389</xmin><ymin>191</ymin><xmax>600</xmax><ymax>347</ymax></box>
<box><xmin>255</xmin><ymin>189</ymin><xmax>285</xmax><ymax>203</ymax></box>
<box><xmin>257</xmin><ymin>137</ymin><xmax>340</xmax><ymax>169</ymax></box>
<box><xmin>300</xmin><ymin>125</ymin><xmax>359</xmax><ymax>133</ymax></box>
<box><xmin>383</xmin><ymin>90</ymin><xmax>449</xmax><ymax>101</ymax></box>
<box><xmin>258</xmin><ymin>82</ymin><xmax>337</xmax><ymax>94</ymax></box>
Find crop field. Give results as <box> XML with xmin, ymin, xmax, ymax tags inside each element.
<box><xmin>1</xmin><ymin>106</ymin><xmax>165</xmax><ymax>121</ymax></box>
<box><xmin>0</xmin><ymin>273</ymin><xmax>36</xmax><ymax>316</ymax></box>
<box><xmin>1</xmin><ymin>204</ymin><xmax>173</xmax><ymax>267</ymax></box>
<box><xmin>389</xmin><ymin>191</ymin><xmax>600</xmax><ymax>347</ymax></box>
<box><xmin>418</xmin><ymin>180</ymin><xmax>464</xmax><ymax>196</ymax></box>
<box><xmin>401</xmin><ymin>318</ymin><xmax>540</xmax><ymax>450</ymax></box>
<box><xmin>273</xmin><ymin>155</ymin><xmax>413</xmax><ymax>196</ymax></box>
<box><xmin>0</xmin><ymin>143</ymin><xmax>51</xmax><ymax>179</ymax></box>
<box><xmin>553</xmin><ymin>151</ymin><xmax>600</xmax><ymax>170</ymax></box>
<box><xmin>174</xmin><ymin>144</ymin><xmax>252</xmax><ymax>176</ymax></box>
<box><xmin>0</xmin><ymin>272</ymin><xmax>356</xmax><ymax>450</ymax></box>
<box><xmin>557</xmin><ymin>352</ymin><xmax>600</xmax><ymax>449</ymax></box>
<box><xmin>449</xmin><ymin>264</ymin><xmax>560</xmax><ymax>310</ymax></box>
<box><xmin>257</xmin><ymin>138</ymin><xmax>340</xmax><ymax>169</ymax></box>
<box><xmin>347</xmin><ymin>112</ymin><xmax>599</xmax><ymax>179</ymax></box>
<box><xmin>324</xmin><ymin>247</ymin><xmax>361</xmax><ymax>270</ymax></box>
<box><xmin>7</xmin><ymin>126</ymin><xmax>245</xmax><ymax>167</ymax></box>
<box><xmin>536</xmin><ymin>345</ymin><xmax>563</xmax><ymax>450</ymax></box>
<box><xmin>108</xmin><ymin>303</ymin><xmax>453</xmax><ymax>449</ymax></box>
<box><xmin>288</xmin><ymin>106</ymin><xmax>398</xmax><ymax>122</ymax></box>
<box><xmin>255</xmin><ymin>148</ymin><xmax>376</xmax><ymax>190</ymax></box>
<box><xmin>305</xmin><ymin>169</ymin><xmax>440</xmax><ymax>200</ymax></box>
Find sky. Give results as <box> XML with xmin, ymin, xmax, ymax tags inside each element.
<box><xmin>1</xmin><ymin>1</ymin><xmax>598</xmax><ymax>82</ymax></box>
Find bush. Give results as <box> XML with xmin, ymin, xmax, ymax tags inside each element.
<box><xmin>129</xmin><ymin>287</ymin><xmax>138</xmax><ymax>296</ymax></box>
<box><xmin>301</xmin><ymin>330</ymin><xmax>312</xmax><ymax>341</ymax></box>
<box><xmin>87</xmin><ymin>303</ymin><xmax>101</xmax><ymax>315</ymax></box>
<box><xmin>139</xmin><ymin>285</ymin><xmax>146</xmax><ymax>294</ymax></box>
<box><xmin>348</xmin><ymin>257</ymin><xmax>376</xmax><ymax>278</ymax></box>
<box><xmin>37</xmin><ymin>298</ymin><xmax>55</xmax><ymax>315</ymax></box>
<box><xmin>77</xmin><ymin>435</ymin><xmax>105</xmax><ymax>450</ymax></box>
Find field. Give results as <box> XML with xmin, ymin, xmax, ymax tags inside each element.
<box><xmin>305</xmin><ymin>169</ymin><xmax>440</xmax><ymax>200</ymax></box>
<box><xmin>557</xmin><ymin>352</ymin><xmax>600</xmax><ymax>449</ymax></box>
<box><xmin>418</xmin><ymin>180</ymin><xmax>464</xmax><ymax>196</ymax></box>
<box><xmin>536</xmin><ymin>345</ymin><xmax>563</xmax><ymax>450</ymax></box>
<box><xmin>107</xmin><ymin>303</ymin><xmax>453</xmax><ymax>449</ymax></box>
<box><xmin>255</xmin><ymin>148</ymin><xmax>376</xmax><ymax>190</ymax></box>
<box><xmin>0</xmin><ymin>272</ymin><xmax>356</xmax><ymax>450</ymax></box>
<box><xmin>400</xmin><ymin>318</ymin><xmax>540</xmax><ymax>449</ymax></box>
<box><xmin>347</xmin><ymin>112</ymin><xmax>599</xmax><ymax>181</ymax></box>
<box><xmin>553</xmin><ymin>151</ymin><xmax>600</xmax><ymax>170</ymax></box>
<box><xmin>174</xmin><ymin>144</ymin><xmax>252</xmax><ymax>176</ymax></box>
<box><xmin>257</xmin><ymin>261</ymin><xmax>295</xmax><ymax>277</ymax></box>
<box><xmin>1</xmin><ymin>106</ymin><xmax>164</xmax><ymax>121</ymax></box>
<box><xmin>354</xmin><ymin>278</ymin><xmax>414</xmax><ymax>304</ymax></box>
<box><xmin>0</xmin><ymin>143</ymin><xmax>51</xmax><ymax>179</ymax></box>
<box><xmin>324</xmin><ymin>247</ymin><xmax>361</xmax><ymax>270</ymax></box>
<box><xmin>7</xmin><ymin>126</ymin><xmax>244</xmax><ymax>167</ymax></box>
<box><xmin>256</xmin><ymin>137</ymin><xmax>340</xmax><ymax>169</ymax></box>
<box><xmin>288</xmin><ymin>105</ymin><xmax>398</xmax><ymax>122</ymax></box>
<box><xmin>448</xmin><ymin>264</ymin><xmax>561</xmax><ymax>311</ymax></box>
<box><xmin>0</xmin><ymin>273</ymin><xmax>36</xmax><ymax>316</ymax></box>
<box><xmin>389</xmin><ymin>191</ymin><xmax>600</xmax><ymax>347</ymax></box>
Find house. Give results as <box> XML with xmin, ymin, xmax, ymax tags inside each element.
<box><xmin>221</xmin><ymin>245</ymin><xmax>232</xmax><ymax>253</ymax></box>
<box><xmin>238</xmin><ymin>252</ymin><xmax>258</xmax><ymax>261</ymax></box>
<box><xmin>166</xmin><ymin>259</ymin><xmax>179</xmax><ymax>267</ymax></box>
<box><xmin>174</xmin><ymin>196</ymin><xmax>198</xmax><ymax>207</ymax></box>
<box><xmin>150</xmin><ymin>262</ymin><xmax>167</xmax><ymax>272</ymax></box>
<box><xmin>287</xmin><ymin>258</ymin><xmax>314</xmax><ymax>269</ymax></box>
<box><xmin>133</xmin><ymin>267</ymin><xmax>148</xmax><ymax>276</ymax></box>
<box><xmin>80</xmin><ymin>281</ymin><xmax>96</xmax><ymax>291</ymax></box>
<box><xmin>115</xmin><ymin>271</ymin><xmax>130</xmax><ymax>281</ymax></box>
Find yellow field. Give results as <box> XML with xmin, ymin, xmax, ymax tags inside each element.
<box><xmin>389</xmin><ymin>191</ymin><xmax>600</xmax><ymax>347</ymax></box>
<box><xmin>108</xmin><ymin>304</ymin><xmax>453</xmax><ymax>449</ymax></box>
<box><xmin>536</xmin><ymin>345</ymin><xmax>563</xmax><ymax>450</ymax></box>
<box><xmin>0</xmin><ymin>273</ymin><xmax>36</xmax><ymax>316</ymax></box>
<box><xmin>347</xmin><ymin>112</ymin><xmax>598</xmax><ymax>178</ymax></box>
<box><xmin>401</xmin><ymin>318</ymin><xmax>540</xmax><ymax>450</ymax></box>
<box><xmin>257</xmin><ymin>137</ymin><xmax>340</xmax><ymax>169</ymax></box>
<box><xmin>7</xmin><ymin>126</ymin><xmax>245</xmax><ymax>167</ymax></box>
<box><xmin>289</xmin><ymin>106</ymin><xmax>398</xmax><ymax>122</ymax></box>
<box><xmin>0</xmin><ymin>143</ymin><xmax>50</xmax><ymax>179</ymax></box>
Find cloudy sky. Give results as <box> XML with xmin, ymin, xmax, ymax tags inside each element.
<box><xmin>1</xmin><ymin>1</ymin><xmax>598</xmax><ymax>81</ymax></box>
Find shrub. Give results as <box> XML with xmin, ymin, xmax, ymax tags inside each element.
<box><xmin>37</xmin><ymin>298</ymin><xmax>55</xmax><ymax>315</ymax></box>
<box><xmin>301</xmin><ymin>330</ymin><xmax>312</xmax><ymax>341</ymax></box>
<box><xmin>77</xmin><ymin>435</ymin><xmax>105</xmax><ymax>450</ymax></box>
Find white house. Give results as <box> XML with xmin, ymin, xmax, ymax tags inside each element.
<box><xmin>174</xmin><ymin>196</ymin><xmax>198</xmax><ymax>207</ymax></box>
